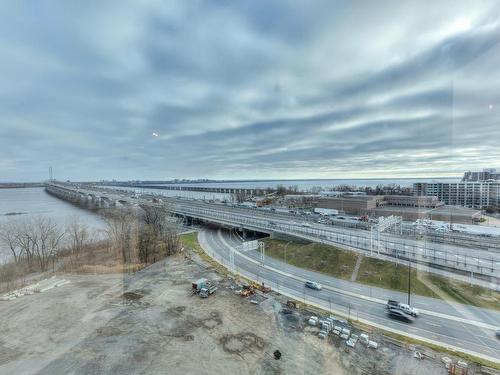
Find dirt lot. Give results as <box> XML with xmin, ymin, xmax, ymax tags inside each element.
<box><xmin>0</xmin><ymin>249</ymin><xmax>457</xmax><ymax>375</ymax></box>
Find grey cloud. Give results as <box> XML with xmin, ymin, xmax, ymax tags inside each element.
<box><xmin>0</xmin><ymin>1</ymin><xmax>499</xmax><ymax>181</ymax></box>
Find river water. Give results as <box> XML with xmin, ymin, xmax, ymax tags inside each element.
<box><xmin>0</xmin><ymin>178</ymin><xmax>459</xmax><ymax>262</ymax></box>
<box><xmin>0</xmin><ymin>187</ymin><xmax>106</xmax><ymax>262</ymax></box>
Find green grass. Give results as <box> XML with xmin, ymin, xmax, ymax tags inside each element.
<box><xmin>264</xmin><ymin>239</ymin><xmax>500</xmax><ymax>311</ymax></box>
<box><xmin>263</xmin><ymin>238</ymin><xmax>358</xmax><ymax>279</ymax></box>
<box><xmin>180</xmin><ymin>232</ymin><xmax>241</xmax><ymax>279</ymax></box>
<box><xmin>356</xmin><ymin>257</ymin><xmax>439</xmax><ymax>298</ymax></box>
<box><xmin>180</xmin><ymin>232</ymin><xmax>203</xmax><ymax>252</ymax></box>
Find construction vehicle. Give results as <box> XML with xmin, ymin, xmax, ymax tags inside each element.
<box><xmin>192</xmin><ymin>278</ymin><xmax>217</xmax><ymax>298</ymax></box>
<box><xmin>199</xmin><ymin>283</ymin><xmax>217</xmax><ymax>298</ymax></box>
<box><xmin>240</xmin><ymin>285</ymin><xmax>255</xmax><ymax>297</ymax></box>
<box><xmin>252</xmin><ymin>282</ymin><xmax>271</xmax><ymax>293</ymax></box>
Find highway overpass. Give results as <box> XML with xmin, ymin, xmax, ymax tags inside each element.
<box><xmin>199</xmin><ymin>226</ymin><xmax>500</xmax><ymax>363</ymax></box>
<box><xmin>45</xmin><ymin>182</ymin><xmax>500</xmax><ymax>287</ymax></box>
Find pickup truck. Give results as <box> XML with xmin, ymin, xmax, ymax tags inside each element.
<box><xmin>387</xmin><ymin>300</ymin><xmax>419</xmax><ymax>317</ymax></box>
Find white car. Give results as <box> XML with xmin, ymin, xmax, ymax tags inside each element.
<box><xmin>305</xmin><ymin>281</ymin><xmax>322</xmax><ymax>290</ymax></box>
<box><xmin>398</xmin><ymin>303</ymin><xmax>420</xmax><ymax>317</ymax></box>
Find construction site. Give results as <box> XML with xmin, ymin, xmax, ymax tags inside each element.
<box><xmin>0</xmin><ymin>238</ymin><xmax>493</xmax><ymax>375</ymax></box>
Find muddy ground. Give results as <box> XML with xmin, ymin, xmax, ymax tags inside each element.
<box><xmin>0</xmin><ymin>250</ymin><xmax>460</xmax><ymax>375</ymax></box>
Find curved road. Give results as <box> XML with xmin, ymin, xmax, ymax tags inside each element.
<box><xmin>198</xmin><ymin>226</ymin><xmax>500</xmax><ymax>363</ymax></box>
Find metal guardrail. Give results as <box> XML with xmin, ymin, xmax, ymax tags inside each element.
<box><xmin>175</xmin><ymin>205</ymin><xmax>499</xmax><ymax>276</ymax></box>
<box><xmin>45</xmin><ymin>183</ymin><xmax>500</xmax><ymax>277</ymax></box>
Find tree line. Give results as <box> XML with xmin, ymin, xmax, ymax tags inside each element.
<box><xmin>0</xmin><ymin>204</ymin><xmax>183</xmax><ymax>279</ymax></box>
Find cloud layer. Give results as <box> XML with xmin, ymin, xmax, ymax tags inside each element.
<box><xmin>1</xmin><ymin>1</ymin><xmax>499</xmax><ymax>181</ymax></box>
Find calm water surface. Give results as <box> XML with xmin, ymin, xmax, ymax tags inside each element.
<box><xmin>0</xmin><ymin>187</ymin><xmax>106</xmax><ymax>262</ymax></box>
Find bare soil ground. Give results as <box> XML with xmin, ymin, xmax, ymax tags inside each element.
<box><xmin>0</xmin><ymin>248</ymin><xmax>461</xmax><ymax>375</ymax></box>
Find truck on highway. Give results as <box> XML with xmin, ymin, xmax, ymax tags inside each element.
<box><xmin>314</xmin><ymin>208</ymin><xmax>339</xmax><ymax>216</ymax></box>
<box><xmin>386</xmin><ymin>300</ymin><xmax>419</xmax><ymax>317</ymax></box>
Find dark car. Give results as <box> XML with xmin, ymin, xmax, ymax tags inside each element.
<box><xmin>387</xmin><ymin>308</ymin><xmax>414</xmax><ymax>323</ymax></box>
<box><xmin>305</xmin><ymin>281</ymin><xmax>322</xmax><ymax>290</ymax></box>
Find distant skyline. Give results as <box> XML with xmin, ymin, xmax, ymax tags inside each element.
<box><xmin>1</xmin><ymin>1</ymin><xmax>500</xmax><ymax>182</ymax></box>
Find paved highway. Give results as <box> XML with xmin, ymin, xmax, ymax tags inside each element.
<box><xmin>199</xmin><ymin>226</ymin><xmax>500</xmax><ymax>362</ymax></box>
<box><xmin>46</xmin><ymin>183</ymin><xmax>500</xmax><ymax>283</ymax></box>
<box><xmin>174</xmin><ymin>200</ymin><xmax>500</xmax><ymax>280</ymax></box>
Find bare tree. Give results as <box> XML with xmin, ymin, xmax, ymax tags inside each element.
<box><xmin>103</xmin><ymin>207</ymin><xmax>137</xmax><ymax>264</ymax></box>
<box><xmin>0</xmin><ymin>219</ymin><xmax>24</xmax><ymax>264</ymax></box>
<box><xmin>138</xmin><ymin>204</ymin><xmax>182</xmax><ymax>263</ymax></box>
<box><xmin>66</xmin><ymin>215</ymin><xmax>89</xmax><ymax>258</ymax></box>
<box><xmin>231</xmin><ymin>190</ymin><xmax>247</xmax><ymax>203</ymax></box>
<box><xmin>30</xmin><ymin>217</ymin><xmax>64</xmax><ymax>272</ymax></box>
<box><xmin>16</xmin><ymin>218</ymin><xmax>38</xmax><ymax>271</ymax></box>
<box><xmin>276</xmin><ymin>184</ymin><xmax>287</xmax><ymax>196</ymax></box>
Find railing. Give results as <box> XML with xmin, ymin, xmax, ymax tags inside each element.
<box><xmin>45</xmin><ymin>183</ymin><xmax>500</xmax><ymax>278</ymax></box>
<box><xmin>175</xmin><ymin>204</ymin><xmax>499</xmax><ymax>276</ymax></box>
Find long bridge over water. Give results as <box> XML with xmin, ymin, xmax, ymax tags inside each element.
<box><xmin>100</xmin><ymin>183</ymin><xmax>272</xmax><ymax>196</ymax></box>
<box><xmin>45</xmin><ymin>182</ymin><xmax>500</xmax><ymax>287</ymax></box>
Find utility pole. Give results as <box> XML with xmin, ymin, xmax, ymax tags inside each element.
<box><xmin>407</xmin><ymin>261</ymin><xmax>411</xmax><ymax>305</ymax></box>
<box><xmin>284</xmin><ymin>241</ymin><xmax>290</xmax><ymax>264</ymax></box>
<box><xmin>258</xmin><ymin>241</ymin><xmax>265</xmax><ymax>265</ymax></box>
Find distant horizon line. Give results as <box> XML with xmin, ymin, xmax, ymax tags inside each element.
<box><xmin>99</xmin><ymin>176</ymin><xmax>461</xmax><ymax>183</ymax></box>
<box><xmin>0</xmin><ymin>176</ymin><xmax>463</xmax><ymax>184</ymax></box>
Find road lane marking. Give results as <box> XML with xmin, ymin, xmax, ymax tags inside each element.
<box><xmin>200</xmin><ymin>228</ymin><xmax>500</xmax><ymax>362</ymax></box>
<box><xmin>210</xmin><ymin>230</ymin><xmax>499</xmax><ymax>331</ymax></box>
<box><xmin>227</xmin><ymin>262</ymin><xmax>500</xmax><ymax>364</ymax></box>
<box><xmin>425</xmin><ymin>322</ymin><xmax>442</xmax><ymax>328</ymax></box>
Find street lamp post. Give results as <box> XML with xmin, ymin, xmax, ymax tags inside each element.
<box><xmin>407</xmin><ymin>261</ymin><xmax>411</xmax><ymax>305</ymax></box>
<box><xmin>284</xmin><ymin>241</ymin><xmax>291</xmax><ymax>264</ymax></box>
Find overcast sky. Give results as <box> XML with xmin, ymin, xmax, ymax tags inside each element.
<box><xmin>1</xmin><ymin>1</ymin><xmax>499</xmax><ymax>182</ymax></box>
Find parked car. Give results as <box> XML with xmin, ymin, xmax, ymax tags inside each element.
<box><xmin>305</xmin><ymin>281</ymin><xmax>322</xmax><ymax>290</ymax></box>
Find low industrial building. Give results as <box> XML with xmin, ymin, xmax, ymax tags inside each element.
<box><xmin>315</xmin><ymin>195</ymin><xmax>385</xmax><ymax>213</ymax></box>
<box><xmin>315</xmin><ymin>195</ymin><xmax>442</xmax><ymax>214</ymax></box>
<box><xmin>371</xmin><ymin>205</ymin><xmax>481</xmax><ymax>224</ymax></box>
<box><xmin>315</xmin><ymin>194</ymin><xmax>480</xmax><ymax>224</ymax></box>
<box><xmin>382</xmin><ymin>195</ymin><xmax>443</xmax><ymax>208</ymax></box>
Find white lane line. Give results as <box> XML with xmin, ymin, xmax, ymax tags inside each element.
<box><xmin>425</xmin><ymin>322</ymin><xmax>442</xmax><ymax>328</ymax></box>
<box><xmin>230</xmin><ymin>265</ymin><xmax>500</xmax><ymax>364</ymax></box>
<box><xmin>202</xmin><ymin>229</ymin><xmax>498</xmax><ymax>362</ymax></box>
<box><xmin>222</xmin><ymin>235</ymin><xmax>499</xmax><ymax>331</ymax></box>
